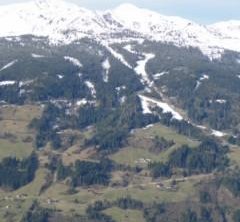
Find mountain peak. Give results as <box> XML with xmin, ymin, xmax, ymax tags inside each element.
<box><xmin>112</xmin><ymin>2</ymin><xmax>156</xmax><ymax>16</ymax></box>
<box><xmin>35</xmin><ymin>0</ymin><xmax>59</xmax><ymax>4</ymax></box>
<box><xmin>34</xmin><ymin>0</ymin><xmax>78</xmax><ymax>9</ymax></box>
<box><xmin>113</xmin><ymin>3</ymin><xmax>141</xmax><ymax>11</ymax></box>
<box><xmin>0</xmin><ymin>0</ymin><xmax>239</xmax><ymax>58</ymax></box>
<box><xmin>110</xmin><ymin>2</ymin><xmax>162</xmax><ymax>31</ymax></box>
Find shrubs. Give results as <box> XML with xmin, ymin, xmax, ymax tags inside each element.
<box><xmin>32</xmin><ymin>94</ymin><xmax>159</xmax><ymax>152</ymax></box>
<box><xmin>144</xmin><ymin>203</ymin><xmax>166</xmax><ymax>222</ymax></box>
<box><xmin>150</xmin><ymin>136</ymin><xmax>175</xmax><ymax>154</ymax></box>
<box><xmin>149</xmin><ymin>139</ymin><xmax>229</xmax><ymax>179</ymax></box>
<box><xmin>199</xmin><ymin>191</ymin><xmax>212</xmax><ymax>203</ymax></box>
<box><xmin>29</xmin><ymin>104</ymin><xmax>64</xmax><ymax>149</ymax></box>
<box><xmin>22</xmin><ymin>201</ymin><xmax>51</xmax><ymax>222</ymax></box>
<box><xmin>57</xmin><ymin>159</ymin><xmax>114</xmax><ymax>187</ymax></box>
<box><xmin>149</xmin><ymin>162</ymin><xmax>172</xmax><ymax>178</ymax></box>
<box><xmin>0</xmin><ymin>153</ymin><xmax>38</xmax><ymax>190</ymax></box>
<box><xmin>180</xmin><ymin>209</ymin><xmax>198</xmax><ymax>222</ymax></box>
<box><xmin>115</xmin><ymin>196</ymin><xmax>143</xmax><ymax>210</ymax></box>
<box><xmin>87</xmin><ymin>95</ymin><xmax>159</xmax><ymax>151</ymax></box>
<box><xmin>86</xmin><ymin>197</ymin><xmax>144</xmax><ymax>222</ymax></box>
<box><xmin>233</xmin><ymin>209</ymin><xmax>240</xmax><ymax>222</ymax></box>
<box><xmin>71</xmin><ymin>160</ymin><xmax>112</xmax><ymax>187</ymax></box>
<box><xmin>169</xmin><ymin>139</ymin><xmax>229</xmax><ymax>174</ymax></box>
<box><xmin>222</xmin><ymin>171</ymin><xmax>240</xmax><ymax>197</ymax></box>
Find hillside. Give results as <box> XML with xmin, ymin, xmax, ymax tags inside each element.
<box><xmin>0</xmin><ymin>0</ymin><xmax>240</xmax><ymax>222</ymax></box>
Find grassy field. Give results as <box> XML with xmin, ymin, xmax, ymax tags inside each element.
<box><xmin>62</xmin><ymin>145</ymin><xmax>96</xmax><ymax>166</ymax></box>
<box><xmin>104</xmin><ymin>207</ymin><xmax>145</xmax><ymax>222</ymax></box>
<box><xmin>228</xmin><ymin>146</ymin><xmax>240</xmax><ymax>166</ymax></box>
<box><xmin>0</xmin><ymin>139</ymin><xmax>33</xmax><ymax>160</ymax></box>
<box><xmin>101</xmin><ymin>180</ymin><xmax>197</xmax><ymax>204</ymax></box>
<box><xmin>111</xmin><ymin>123</ymin><xmax>199</xmax><ymax>167</ymax></box>
<box><xmin>0</xmin><ymin>167</ymin><xmax>48</xmax><ymax>222</ymax></box>
<box><xmin>0</xmin><ymin>106</ymin><xmax>206</xmax><ymax>221</ymax></box>
<box><xmin>0</xmin><ymin>105</ymin><xmax>42</xmax><ymax>160</ymax></box>
<box><xmin>0</xmin><ymin>105</ymin><xmax>44</xmax><ymax>221</ymax></box>
<box><xmin>135</xmin><ymin>124</ymin><xmax>198</xmax><ymax>146</ymax></box>
<box><xmin>40</xmin><ymin>176</ymin><xmax>198</xmax><ymax>221</ymax></box>
<box><xmin>0</xmin><ymin>105</ymin><xmax>42</xmax><ymax>121</ymax></box>
<box><xmin>41</xmin><ymin>182</ymin><xmax>96</xmax><ymax>215</ymax></box>
<box><xmin>14</xmin><ymin>168</ymin><xmax>48</xmax><ymax>196</ymax></box>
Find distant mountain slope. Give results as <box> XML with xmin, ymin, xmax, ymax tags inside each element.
<box><xmin>0</xmin><ymin>0</ymin><xmax>240</xmax><ymax>145</ymax></box>
<box><xmin>0</xmin><ymin>0</ymin><xmax>240</xmax><ymax>59</ymax></box>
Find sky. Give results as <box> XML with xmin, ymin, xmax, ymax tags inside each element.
<box><xmin>0</xmin><ymin>0</ymin><xmax>239</xmax><ymax>24</ymax></box>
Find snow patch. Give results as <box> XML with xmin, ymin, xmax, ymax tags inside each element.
<box><xmin>215</xmin><ymin>99</ymin><xmax>226</xmax><ymax>104</ymax></box>
<box><xmin>102</xmin><ymin>43</ymin><xmax>132</xmax><ymax>69</ymax></box>
<box><xmin>123</xmin><ymin>44</ymin><xmax>136</xmax><ymax>53</ymax></box>
<box><xmin>0</xmin><ymin>81</ymin><xmax>16</xmax><ymax>86</ymax></box>
<box><xmin>153</xmin><ymin>71</ymin><xmax>169</xmax><ymax>80</ymax></box>
<box><xmin>0</xmin><ymin>60</ymin><xmax>18</xmax><ymax>72</ymax></box>
<box><xmin>120</xmin><ymin>96</ymin><xmax>126</xmax><ymax>104</ymax></box>
<box><xmin>195</xmin><ymin>74</ymin><xmax>209</xmax><ymax>90</ymax></box>
<box><xmin>139</xmin><ymin>95</ymin><xmax>152</xmax><ymax>114</ymax></box>
<box><xmin>200</xmin><ymin>74</ymin><xmax>209</xmax><ymax>81</ymax></box>
<box><xmin>195</xmin><ymin>81</ymin><xmax>201</xmax><ymax>90</ymax></box>
<box><xmin>19</xmin><ymin>80</ymin><xmax>34</xmax><ymax>87</ymax></box>
<box><xmin>139</xmin><ymin>95</ymin><xmax>183</xmax><ymax>120</ymax></box>
<box><xmin>211</xmin><ymin>130</ymin><xmax>226</xmax><ymax>137</ymax></box>
<box><xmin>76</xmin><ymin>99</ymin><xmax>96</xmax><ymax>106</ymax></box>
<box><xmin>195</xmin><ymin>124</ymin><xmax>207</xmax><ymax>130</ymax></box>
<box><xmin>143</xmin><ymin>124</ymin><xmax>154</xmax><ymax>130</ymax></box>
<box><xmin>116</xmin><ymin>85</ymin><xmax>126</xmax><ymax>92</ymax></box>
<box><xmin>57</xmin><ymin>75</ymin><xmax>64</xmax><ymax>79</ymax></box>
<box><xmin>76</xmin><ymin>99</ymin><xmax>88</xmax><ymax>106</ymax></box>
<box><xmin>31</xmin><ymin>53</ymin><xmax>45</xmax><ymax>58</ymax></box>
<box><xmin>85</xmin><ymin>81</ymin><xmax>96</xmax><ymax>98</ymax></box>
<box><xmin>102</xmin><ymin>58</ymin><xmax>111</xmax><ymax>82</ymax></box>
<box><xmin>64</xmin><ymin>56</ymin><xmax>82</xmax><ymax>68</ymax></box>
<box><xmin>134</xmin><ymin>53</ymin><xmax>155</xmax><ymax>85</ymax></box>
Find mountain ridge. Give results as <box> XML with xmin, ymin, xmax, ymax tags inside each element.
<box><xmin>0</xmin><ymin>0</ymin><xmax>240</xmax><ymax>59</ymax></box>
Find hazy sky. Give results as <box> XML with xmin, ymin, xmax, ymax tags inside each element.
<box><xmin>0</xmin><ymin>0</ymin><xmax>239</xmax><ymax>24</ymax></box>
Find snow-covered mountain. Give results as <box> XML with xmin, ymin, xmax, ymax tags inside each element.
<box><xmin>0</xmin><ymin>0</ymin><xmax>240</xmax><ymax>59</ymax></box>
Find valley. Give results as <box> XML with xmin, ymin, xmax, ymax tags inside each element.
<box><xmin>0</xmin><ymin>103</ymin><xmax>238</xmax><ymax>221</ymax></box>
